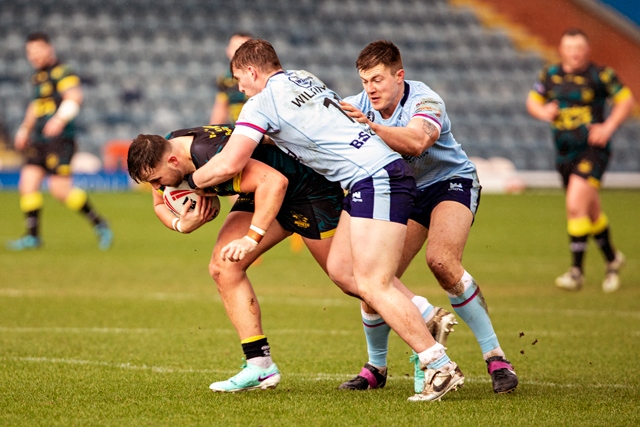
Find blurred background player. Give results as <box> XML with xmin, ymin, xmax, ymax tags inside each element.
<box><xmin>127</xmin><ymin>125</ymin><xmax>344</xmax><ymax>392</ymax></box>
<box><xmin>7</xmin><ymin>32</ymin><xmax>113</xmax><ymax>251</ymax></box>
<box><xmin>208</xmin><ymin>32</ymin><xmax>253</xmax><ymax>125</ymax></box>
<box><xmin>341</xmin><ymin>40</ymin><xmax>518</xmax><ymax>394</ymax></box>
<box><xmin>526</xmin><ymin>28</ymin><xmax>634</xmax><ymax>293</ymax></box>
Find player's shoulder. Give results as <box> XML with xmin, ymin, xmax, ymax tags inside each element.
<box><xmin>50</xmin><ymin>63</ymin><xmax>76</xmax><ymax>80</ymax></box>
<box><xmin>589</xmin><ymin>62</ymin><xmax>618</xmax><ymax>82</ymax></box>
<box><xmin>342</xmin><ymin>90</ymin><xmax>369</xmax><ymax>108</ymax></box>
<box><xmin>406</xmin><ymin>80</ymin><xmax>442</xmax><ymax>101</ymax></box>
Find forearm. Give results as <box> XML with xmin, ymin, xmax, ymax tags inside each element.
<box><xmin>603</xmin><ymin>96</ymin><xmax>635</xmax><ymax>132</ymax></box>
<box><xmin>525</xmin><ymin>97</ymin><xmax>551</xmax><ymax>122</ymax></box>
<box><xmin>370</xmin><ymin>122</ymin><xmax>433</xmax><ymax>156</ymax></box>
<box><xmin>251</xmin><ymin>176</ymin><xmax>287</xmax><ymax>233</ymax></box>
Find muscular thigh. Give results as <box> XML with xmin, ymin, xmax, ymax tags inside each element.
<box><xmin>426</xmin><ymin>201</ymin><xmax>473</xmax><ymax>263</ymax></box>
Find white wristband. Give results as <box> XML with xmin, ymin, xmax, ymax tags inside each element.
<box><xmin>172</xmin><ymin>217</ymin><xmax>185</xmax><ymax>233</ymax></box>
<box><xmin>55</xmin><ymin>99</ymin><xmax>80</xmax><ymax>122</ymax></box>
<box><xmin>249</xmin><ymin>224</ymin><xmax>266</xmax><ymax>236</ymax></box>
<box><xmin>244</xmin><ymin>235</ymin><xmax>259</xmax><ymax>245</ymax></box>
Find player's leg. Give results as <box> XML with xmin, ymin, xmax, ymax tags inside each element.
<box><xmin>48</xmin><ymin>173</ymin><xmax>113</xmax><ymax>250</ymax></box>
<box><xmin>346</xmin><ymin>214</ymin><xmax>463</xmax><ymax>401</ymax></box>
<box><xmin>208</xmin><ymin>211</ymin><xmax>288</xmax><ymax>392</ymax></box>
<box><xmin>7</xmin><ymin>164</ymin><xmax>46</xmax><ymax>250</ymax></box>
<box><xmin>558</xmin><ymin>173</ymin><xmax>595</xmax><ymax>290</ymax></box>
<box><xmin>427</xmin><ymin>200</ymin><xmax>517</xmax><ymax>393</ymax></box>
<box><xmin>582</xmin><ymin>152</ymin><xmax>625</xmax><ymax>292</ymax></box>
<box><xmin>340</xmin><ymin>222</ymin><xmax>452</xmax><ymax>391</ymax></box>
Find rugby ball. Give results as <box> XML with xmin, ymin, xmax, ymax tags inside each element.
<box><xmin>162</xmin><ymin>181</ymin><xmax>221</xmax><ymax>220</ymax></box>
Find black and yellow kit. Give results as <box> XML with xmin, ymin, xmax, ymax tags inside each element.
<box><xmin>26</xmin><ymin>61</ymin><xmax>81</xmax><ymax>175</ymax></box>
<box><xmin>215</xmin><ymin>70</ymin><xmax>248</xmax><ymax>124</ymax></box>
<box><xmin>166</xmin><ymin>125</ymin><xmax>344</xmax><ymax>239</ymax></box>
<box><xmin>530</xmin><ymin>62</ymin><xmax>632</xmax><ymax>187</ymax></box>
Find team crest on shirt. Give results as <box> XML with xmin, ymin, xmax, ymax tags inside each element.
<box><xmin>292</xmin><ymin>212</ymin><xmax>310</xmax><ymax>228</ymax></box>
<box><xmin>287</xmin><ymin>72</ymin><xmax>313</xmax><ymax>89</ymax></box>
<box><xmin>366</xmin><ymin>111</ymin><xmax>375</xmax><ymax>122</ymax></box>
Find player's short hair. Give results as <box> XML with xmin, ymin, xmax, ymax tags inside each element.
<box><xmin>562</xmin><ymin>28</ymin><xmax>589</xmax><ymax>41</ymax></box>
<box><xmin>127</xmin><ymin>134</ymin><xmax>171</xmax><ymax>183</ymax></box>
<box><xmin>26</xmin><ymin>32</ymin><xmax>51</xmax><ymax>44</ymax></box>
<box><xmin>230</xmin><ymin>39</ymin><xmax>282</xmax><ymax>74</ymax></box>
<box><xmin>356</xmin><ymin>40</ymin><xmax>403</xmax><ymax>74</ymax></box>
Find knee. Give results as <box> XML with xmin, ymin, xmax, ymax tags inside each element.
<box><xmin>426</xmin><ymin>251</ymin><xmax>458</xmax><ymax>290</ymax></box>
<box><xmin>327</xmin><ymin>263</ymin><xmax>358</xmax><ymax>298</ymax></box>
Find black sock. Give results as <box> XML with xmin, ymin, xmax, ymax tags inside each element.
<box><xmin>593</xmin><ymin>227</ymin><xmax>616</xmax><ymax>263</ymax></box>
<box><xmin>241</xmin><ymin>337</ymin><xmax>271</xmax><ymax>360</ymax></box>
<box><xmin>26</xmin><ymin>209</ymin><xmax>40</xmax><ymax>237</ymax></box>
<box><xmin>569</xmin><ymin>235</ymin><xmax>588</xmax><ymax>271</ymax></box>
<box><xmin>80</xmin><ymin>201</ymin><xmax>103</xmax><ymax>226</ymax></box>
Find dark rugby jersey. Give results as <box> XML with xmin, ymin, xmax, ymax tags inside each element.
<box><xmin>30</xmin><ymin>61</ymin><xmax>81</xmax><ymax>143</ymax></box>
<box><xmin>530</xmin><ymin>62</ymin><xmax>630</xmax><ymax>161</ymax></box>
<box><xmin>166</xmin><ymin>125</ymin><xmax>342</xmax><ymax>199</ymax></box>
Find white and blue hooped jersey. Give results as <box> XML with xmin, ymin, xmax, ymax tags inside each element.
<box><xmin>232</xmin><ymin>70</ymin><xmax>402</xmax><ymax>190</ymax></box>
<box><xmin>343</xmin><ymin>80</ymin><xmax>476</xmax><ymax>189</ymax></box>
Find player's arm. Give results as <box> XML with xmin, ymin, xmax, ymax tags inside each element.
<box><xmin>525</xmin><ymin>91</ymin><xmax>559</xmax><ymax>122</ymax></box>
<box><xmin>371</xmin><ymin>116</ymin><xmax>440</xmax><ymax>156</ymax></box>
<box><xmin>14</xmin><ymin>102</ymin><xmax>37</xmax><ymax>151</ymax></box>
<box><xmin>152</xmin><ymin>188</ymin><xmax>215</xmax><ymax>234</ymax></box>
<box><xmin>220</xmin><ymin>159</ymin><xmax>289</xmax><ymax>262</ymax></box>
<box><xmin>188</xmin><ymin>133</ymin><xmax>257</xmax><ymax>189</ymax></box>
<box><xmin>588</xmin><ymin>88</ymin><xmax>635</xmax><ymax>147</ymax></box>
<box><xmin>340</xmin><ymin>101</ymin><xmax>439</xmax><ymax>156</ymax></box>
<box><xmin>42</xmin><ymin>84</ymin><xmax>83</xmax><ymax>138</ymax></box>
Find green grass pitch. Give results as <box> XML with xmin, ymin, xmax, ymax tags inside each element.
<box><xmin>1</xmin><ymin>189</ymin><xmax>639</xmax><ymax>426</ymax></box>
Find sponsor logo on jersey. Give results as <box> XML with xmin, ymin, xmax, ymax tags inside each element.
<box><xmin>449</xmin><ymin>182</ymin><xmax>463</xmax><ymax>192</ymax></box>
<box><xmin>351</xmin><ymin>191</ymin><xmax>363</xmax><ymax>202</ymax></box>
<box><xmin>287</xmin><ymin>72</ymin><xmax>313</xmax><ymax>88</ymax></box>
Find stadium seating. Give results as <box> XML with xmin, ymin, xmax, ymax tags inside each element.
<box><xmin>0</xmin><ymin>0</ymin><xmax>637</xmax><ymax>172</ymax></box>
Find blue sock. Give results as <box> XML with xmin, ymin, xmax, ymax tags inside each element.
<box><xmin>448</xmin><ymin>272</ymin><xmax>500</xmax><ymax>355</ymax></box>
<box><xmin>362</xmin><ymin>309</ymin><xmax>391</xmax><ymax>368</ymax></box>
<box><xmin>427</xmin><ymin>353</ymin><xmax>451</xmax><ymax>370</ymax></box>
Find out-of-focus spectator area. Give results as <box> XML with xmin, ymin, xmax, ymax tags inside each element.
<box><xmin>0</xmin><ymin>0</ymin><xmax>638</xmax><ymax>181</ymax></box>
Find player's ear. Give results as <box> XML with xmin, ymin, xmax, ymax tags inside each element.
<box><xmin>167</xmin><ymin>155</ymin><xmax>179</xmax><ymax>167</ymax></box>
<box><xmin>396</xmin><ymin>68</ymin><xmax>405</xmax><ymax>82</ymax></box>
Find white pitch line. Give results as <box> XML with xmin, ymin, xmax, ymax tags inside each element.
<box><xmin>4</xmin><ymin>356</ymin><xmax>634</xmax><ymax>389</ymax></box>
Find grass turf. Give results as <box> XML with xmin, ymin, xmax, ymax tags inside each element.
<box><xmin>1</xmin><ymin>189</ymin><xmax>639</xmax><ymax>426</ymax></box>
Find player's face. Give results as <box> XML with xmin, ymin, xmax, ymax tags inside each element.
<box><xmin>559</xmin><ymin>35</ymin><xmax>590</xmax><ymax>73</ymax></box>
<box><xmin>25</xmin><ymin>40</ymin><xmax>55</xmax><ymax>70</ymax></box>
<box><xmin>358</xmin><ymin>64</ymin><xmax>404</xmax><ymax>116</ymax></box>
<box><xmin>146</xmin><ymin>163</ymin><xmax>183</xmax><ymax>190</ymax></box>
<box><xmin>233</xmin><ymin>66</ymin><xmax>261</xmax><ymax>97</ymax></box>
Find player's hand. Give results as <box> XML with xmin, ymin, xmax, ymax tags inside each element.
<box><xmin>178</xmin><ymin>195</ymin><xmax>214</xmax><ymax>232</ymax></box>
<box><xmin>340</xmin><ymin>101</ymin><xmax>369</xmax><ymax>124</ymax></box>
<box><xmin>220</xmin><ymin>236</ymin><xmax>258</xmax><ymax>262</ymax></box>
<box><xmin>540</xmin><ymin>101</ymin><xmax>560</xmax><ymax>122</ymax></box>
<box><xmin>14</xmin><ymin>128</ymin><xmax>30</xmax><ymax>151</ymax></box>
<box><xmin>42</xmin><ymin>116</ymin><xmax>66</xmax><ymax>138</ymax></box>
<box><xmin>587</xmin><ymin>123</ymin><xmax>614</xmax><ymax>147</ymax></box>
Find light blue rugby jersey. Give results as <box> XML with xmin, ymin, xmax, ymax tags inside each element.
<box><xmin>343</xmin><ymin>80</ymin><xmax>476</xmax><ymax>189</ymax></box>
<box><xmin>232</xmin><ymin>70</ymin><xmax>402</xmax><ymax>190</ymax></box>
